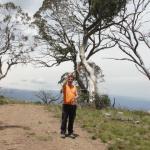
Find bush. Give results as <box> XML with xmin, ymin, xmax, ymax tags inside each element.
<box><xmin>0</xmin><ymin>95</ymin><xmax>5</xmax><ymax>99</ymax></box>
<box><xmin>0</xmin><ymin>96</ymin><xmax>9</xmax><ymax>105</ymax></box>
<box><xmin>77</xmin><ymin>92</ymin><xmax>111</xmax><ymax>109</ymax></box>
<box><xmin>78</xmin><ymin>92</ymin><xmax>89</xmax><ymax>106</ymax></box>
<box><xmin>95</xmin><ymin>94</ymin><xmax>111</xmax><ymax>109</ymax></box>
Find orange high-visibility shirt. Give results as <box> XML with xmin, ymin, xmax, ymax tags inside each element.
<box><xmin>63</xmin><ymin>84</ymin><xmax>77</xmax><ymax>104</ymax></box>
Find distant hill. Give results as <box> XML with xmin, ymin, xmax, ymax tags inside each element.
<box><xmin>0</xmin><ymin>88</ymin><xmax>61</xmax><ymax>102</ymax></box>
<box><xmin>0</xmin><ymin>87</ymin><xmax>150</xmax><ymax>111</ymax></box>
<box><xmin>109</xmin><ymin>95</ymin><xmax>150</xmax><ymax>111</ymax></box>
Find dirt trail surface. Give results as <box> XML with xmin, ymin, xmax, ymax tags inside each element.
<box><xmin>0</xmin><ymin>104</ymin><xmax>107</xmax><ymax>150</ymax></box>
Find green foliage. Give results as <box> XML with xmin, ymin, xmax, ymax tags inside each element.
<box><xmin>40</xmin><ymin>0</ymin><xmax>60</xmax><ymax>10</ymax></box>
<box><xmin>0</xmin><ymin>96</ymin><xmax>26</xmax><ymax>105</ymax></box>
<box><xmin>1</xmin><ymin>2</ymin><xmax>17</xmax><ymax>10</ymax></box>
<box><xmin>90</xmin><ymin>0</ymin><xmax>127</xmax><ymax>22</ymax></box>
<box><xmin>78</xmin><ymin>92</ymin><xmax>89</xmax><ymax>104</ymax></box>
<box><xmin>3</xmin><ymin>15</ymin><xmax>11</xmax><ymax>22</ymax></box>
<box><xmin>0</xmin><ymin>94</ymin><xmax>43</xmax><ymax>105</ymax></box>
<box><xmin>76</xmin><ymin>92</ymin><xmax>111</xmax><ymax>108</ymax></box>
<box><xmin>0</xmin><ymin>96</ymin><xmax>9</xmax><ymax>105</ymax></box>
<box><xmin>95</xmin><ymin>94</ymin><xmax>111</xmax><ymax>109</ymax></box>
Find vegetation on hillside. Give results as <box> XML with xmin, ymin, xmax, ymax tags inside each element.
<box><xmin>48</xmin><ymin>104</ymin><xmax>150</xmax><ymax>150</ymax></box>
<box><xmin>0</xmin><ymin>96</ymin><xmax>31</xmax><ymax>105</ymax></box>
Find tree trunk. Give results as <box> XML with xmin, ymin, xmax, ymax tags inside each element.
<box><xmin>75</xmin><ymin>70</ymin><xmax>88</xmax><ymax>94</ymax></box>
<box><xmin>73</xmin><ymin>58</ymin><xmax>88</xmax><ymax>94</ymax></box>
<box><xmin>79</xmin><ymin>42</ymin><xmax>96</xmax><ymax>102</ymax></box>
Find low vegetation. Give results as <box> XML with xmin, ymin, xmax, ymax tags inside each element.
<box><xmin>1</xmin><ymin>96</ymin><xmax>149</xmax><ymax>150</ymax></box>
<box><xmin>0</xmin><ymin>96</ymin><xmax>30</xmax><ymax>105</ymax></box>
<box><xmin>0</xmin><ymin>96</ymin><xmax>17</xmax><ymax>104</ymax></box>
<box><xmin>48</xmin><ymin>104</ymin><xmax>150</xmax><ymax>150</ymax></box>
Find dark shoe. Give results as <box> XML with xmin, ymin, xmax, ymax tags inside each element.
<box><xmin>60</xmin><ymin>133</ymin><xmax>66</xmax><ymax>138</ymax></box>
<box><xmin>68</xmin><ymin>133</ymin><xmax>75</xmax><ymax>139</ymax></box>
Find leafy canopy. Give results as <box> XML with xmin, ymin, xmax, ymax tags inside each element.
<box><xmin>90</xmin><ymin>0</ymin><xmax>127</xmax><ymax>21</ymax></box>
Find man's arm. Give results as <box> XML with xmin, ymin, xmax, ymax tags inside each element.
<box><xmin>72</xmin><ymin>86</ymin><xmax>79</xmax><ymax>105</ymax></box>
<box><xmin>75</xmin><ymin>87</ymin><xmax>79</xmax><ymax>100</ymax></box>
<box><xmin>60</xmin><ymin>79</ymin><xmax>67</xmax><ymax>93</ymax></box>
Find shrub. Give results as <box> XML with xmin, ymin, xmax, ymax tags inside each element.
<box><xmin>77</xmin><ymin>92</ymin><xmax>89</xmax><ymax>107</ymax></box>
<box><xmin>95</xmin><ymin>94</ymin><xmax>111</xmax><ymax>109</ymax></box>
<box><xmin>0</xmin><ymin>96</ymin><xmax>8</xmax><ymax>105</ymax></box>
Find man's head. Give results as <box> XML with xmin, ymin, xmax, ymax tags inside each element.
<box><xmin>67</xmin><ymin>73</ymin><xmax>74</xmax><ymax>84</ymax></box>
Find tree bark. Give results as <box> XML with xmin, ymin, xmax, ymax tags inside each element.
<box><xmin>79</xmin><ymin>39</ymin><xmax>96</xmax><ymax>102</ymax></box>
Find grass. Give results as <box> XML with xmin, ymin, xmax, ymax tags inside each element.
<box><xmin>0</xmin><ymin>96</ymin><xmax>23</xmax><ymax>104</ymax></box>
<box><xmin>47</xmin><ymin>104</ymin><xmax>150</xmax><ymax>150</ymax></box>
<box><xmin>0</xmin><ymin>95</ymin><xmax>41</xmax><ymax>105</ymax></box>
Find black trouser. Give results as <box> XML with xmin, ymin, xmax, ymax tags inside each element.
<box><xmin>61</xmin><ymin>104</ymin><xmax>77</xmax><ymax>134</ymax></box>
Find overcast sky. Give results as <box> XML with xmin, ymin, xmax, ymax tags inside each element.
<box><xmin>0</xmin><ymin>0</ymin><xmax>150</xmax><ymax>100</ymax></box>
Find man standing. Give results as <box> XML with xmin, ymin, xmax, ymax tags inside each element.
<box><xmin>60</xmin><ymin>73</ymin><xmax>78</xmax><ymax>138</ymax></box>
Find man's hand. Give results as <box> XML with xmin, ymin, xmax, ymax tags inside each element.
<box><xmin>72</xmin><ymin>96</ymin><xmax>78</xmax><ymax>105</ymax></box>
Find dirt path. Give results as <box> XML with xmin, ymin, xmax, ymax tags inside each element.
<box><xmin>0</xmin><ymin>104</ymin><xmax>107</xmax><ymax>150</ymax></box>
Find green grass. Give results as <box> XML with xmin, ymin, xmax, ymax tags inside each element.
<box><xmin>0</xmin><ymin>96</ymin><xmax>21</xmax><ymax>104</ymax></box>
<box><xmin>47</xmin><ymin>104</ymin><xmax>150</xmax><ymax>150</ymax></box>
<box><xmin>0</xmin><ymin>95</ymin><xmax>36</xmax><ymax>105</ymax></box>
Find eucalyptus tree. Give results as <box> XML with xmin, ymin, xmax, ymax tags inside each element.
<box><xmin>108</xmin><ymin>0</ymin><xmax>150</xmax><ymax>80</ymax></box>
<box><xmin>0</xmin><ymin>2</ymin><xmax>34</xmax><ymax>80</ymax></box>
<box><xmin>34</xmin><ymin>0</ymin><xmax>127</xmax><ymax>102</ymax></box>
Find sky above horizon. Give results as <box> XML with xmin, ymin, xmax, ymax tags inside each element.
<box><xmin>0</xmin><ymin>0</ymin><xmax>150</xmax><ymax>100</ymax></box>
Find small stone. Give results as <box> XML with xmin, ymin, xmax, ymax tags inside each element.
<box><xmin>134</xmin><ymin>120</ymin><xmax>140</xmax><ymax>124</ymax></box>
<box><xmin>104</xmin><ymin>113</ymin><xmax>111</xmax><ymax>117</ymax></box>
<box><xmin>117</xmin><ymin>111</ymin><xmax>123</xmax><ymax>115</ymax></box>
